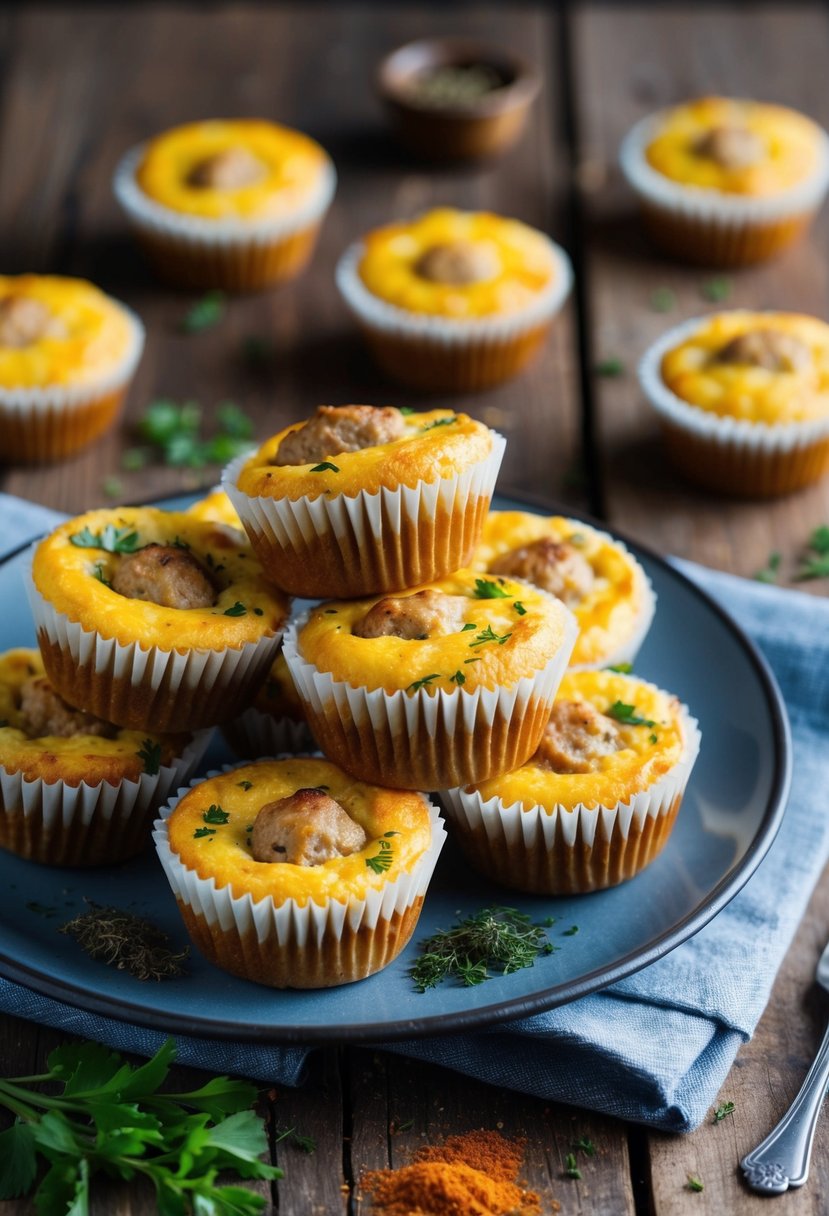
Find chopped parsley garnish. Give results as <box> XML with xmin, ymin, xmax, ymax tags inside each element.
<box><xmin>469</xmin><ymin>624</ymin><xmax>511</xmax><ymax>648</ymax></box>
<box><xmin>181</xmin><ymin>290</ymin><xmax>226</xmax><ymax>333</ymax></box>
<box><xmin>686</xmin><ymin>1173</ymin><xmax>704</xmax><ymax>1192</ymax></box>
<box><xmin>193</xmin><ymin>827</ymin><xmax>216</xmax><ymax>839</ymax></box>
<box><xmin>223</xmin><ymin>602</ymin><xmax>247</xmax><ymax>617</ymax></box>
<box><xmin>92</xmin><ymin>561</ymin><xmax>111</xmax><ymax>588</ymax></box>
<box><xmin>700</xmin><ymin>276</ymin><xmax>731</xmax><ymax>302</ymax></box>
<box><xmin>573</xmin><ymin>1136</ymin><xmax>596</xmax><ymax>1157</ymax></box>
<box><xmin>137</xmin><ymin>398</ymin><xmax>254</xmax><ymax>468</ymax></box>
<box><xmin>101</xmin><ymin>475</ymin><xmax>123</xmax><ymax>500</ymax></box>
<box><xmin>564</xmin><ymin>1153</ymin><xmax>582</xmax><ymax>1180</ymax></box>
<box><xmin>137</xmin><ymin>739</ymin><xmax>162</xmax><ymax>775</ymax></box>
<box><xmin>275</xmin><ymin>1127</ymin><xmax>317</xmax><ymax>1155</ymax></box>
<box><xmin>407</xmin><ymin>673</ymin><xmax>441</xmax><ymax>693</ymax></box>
<box><xmin>237</xmin><ymin>780</ymin><xmax>254</xmax><ymax>791</ymax></box>
<box><xmin>473</xmin><ymin>577</ymin><xmax>510</xmax><ymax>599</ymax></box>
<box><xmin>420</xmin><ymin>416</ymin><xmax>456</xmax><ymax>432</ymax></box>
<box><xmin>563</xmin><ymin>925</ymin><xmax>579</xmax><ymax>937</ymax></box>
<box><xmin>460</xmin><ymin>622</ymin><xmax>477</xmax><ymax>632</ymax></box>
<box><xmin>366</xmin><ymin>833</ymin><xmax>397</xmax><ymax>874</ymax></box>
<box><xmin>713</xmin><ymin>1100</ymin><xmax>735</xmax><ymax>1123</ymax></box>
<box><xmin>121</xmin><ymin>447</ymin><xmax>147</xmax><ymax>471</ymax></box>
<box><xmin>796</xmin><ymin>525</ymin><xmax>829</xmax><ymax>580</ymax></box>
<box><xmin>513</xmin><ymin>601</ymin><xmax>526</xmax><ymax>615</ymax></box>
<box><xmin>649</xmin><ymin>732</ymin><xmax>658</xmax><ymax>745</ymax></box>
<box><xmin>606</xmin><ymin>661</ymin><xmax>632</xmax><ymax>673</ymax></box>
<box><xmin>449</xmin><ymin>670</ymin><xmax>466</xmax><ymax>686</ymax></box>
<box><xmin>70</xmin><ymin>524</ymin><xmax>141</xmax><ymax>554</ymax></box>
<box><xmin>398</xmin><ymin>406</ymin><xmax>416</xmax><ymax>416</ymax></box>
<box><xmin>606</xmin><ymin>700</ymin><xmax>656</xmax><ymax>728</ymax></box>
<box><xmin>310</xmin><ymin>461</ymin><xmax>340</xmax><ymax>473</ymax></box>
<box><xmin>649</xmin><ymin>286</ymin><xmax>676</xmax><ymax>313</ymax></box>
<box><xmin>464</xmin><ymin>656</ymin><xmax>482</xmax><ymax>663</ymax></box>
<box><xmin>411</xmin><ymin>906</ymin><xmax>554</xmax><ymax>992</ymax></box>
<box><xmin>755</xmin><ymin>551</ymin><xmax>781</xmax><ymax>584</ymax></box>
<box><xmin>595</xmin><ymin>357</ymin><xmax>625</xmax><ymax>377</ymax></box>
<box><xmin>202</xmin><ymin>804</ymin><xmax>230</xmax><ymax>825</ymax></box>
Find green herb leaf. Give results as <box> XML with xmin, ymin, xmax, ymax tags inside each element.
<box><xmin>0</xmin><ymin>1122</ymin><xmax>38</xmax><ymax>1198</ymax></box>
<box><xmin>121</xmin><ymin>448</ymin><xmax>148</xmax><ymax>471</ymax></box>
<box><xmin>754</xmin><ymin>552</ymin><xmax>781</xmax><ymax>584</ymax></box>
<box><xmin>796</xmin><ymin>525</ymin><xmax>829</xmax><ymax>580</ymax></box>
<box><xmin>406</xmin><ymin>673</ymin><xmax>441</xmax><ymax>693</ymax></box>
<box><xmin>513</xmin><ymin>601</ymin><xmax>526</xmax><ymax>616</ymax></box>
<box><xmin>181</xmin><ymin>290</ymin><xmax>226</xmax><ymax>333</ymax></box>
<box><xmin>137</xmin><ymin>739</ymin><xmax>162</xmax><ymax>776</ymax></box>
<box><xmin>203</xmin><ymin>804</ymin><xmax>230</xmax><ymax>825</ymax></box>
<box><xmin>101</xmin><ymin>475</ymin><xmax>123</xmax><ymax>500</ymax></box>
<box><xmin>91</xmin><ymin>561</ymin><xmax>111</xmax><ymax>589</ymax></box>
<box><xmin>573</xmin><ymin>1136</ymin><xmax>596</xmax><ymax>1157</ymax></box>
<box><xmin>606</xmin><ymin>700</ymin><xmax>656</xmax><ymax>728</ymax></box>
<box><xmin>713</xmin><ymin>1100</ymin><xmax>735</xmax><ymax>1123</ymax></box>
<box><xmin>224</xmin><ymin>602</ymin><xmax>247</xmax><ymax>617</ymax></box>
<box><xmin>563</xmin><ymin>925</ymin><xmax>579</xmax><ymax>936</ymax></box>
<box><xmin>449</xmin><ymin>670</ymin><xmax>466</xmax><ymax>686</ymax></box>
<box><xmin>595</xmin><ymin>357</ymin><xmax>625</xmax><ymax>377</ymax></box>
<box><xmin>275</xmin><ymin>1126</ymin><xmax>317</xmax><ymax>1154</ymax></box>
<box><xmin>420</xmin><ymin>416</ymin><xmax>457</xmax><ymax>431</ymax></box>
<box><xmin>700</xmin><ymin>277</ymin><xmax>731</xmax><ymax>302</ymax></box>
<box><xmin>473</xmin><ymin>578</ymin><xmax>510</xmax><ymax>599</ymax></box>
<box><xmin>398</xmin><ymin>406</ymin><xmax>416</xmax><ymax>416</ymax></box>
<box><xmin>564</xmin><ymin>1153</ymin><xmax>582</xmax><ymax>1180</ymax></box>
<box><xmin>649</xmin><ymin>287</ymin><xmax>676</xmax><ymax>313</ymax></box>
<box><xmin>686</xmin><ymin>1173</ymin><xmax>704</xmax><ymax>1192</ymax></box>
<box><xmin>309</xmin><ymin>461</ymin><xmax>340</xmax><ymax>473</ymax></box>
<box><xmin>194</xmin><ymin>826</ymin><xmax>216</xmax><ymax>839</ymax></box>
<box><xmin>412</xmin><ymin>906</ymin><xmax>555</xmax><ymax>992</ymax></box>
<box><xmin>69</xmin><ymin>525</ymin><xmax>141</xmax><ymax>554</ymax></box>
<box><xmin>605</xmin><ymin>662</ymin><xmax>632</xmax><ymax>673</ymax></box>
<box><xmin>237</xmin><ymin>780</ymin><xmax>254</xmax><ymax>791</ymax></box>
<box><xmin>809</xmin><ymin>525</ymin><xmax>829</xmax><ymax>555</ymax></box>
<box><xmin>469</xmin><ymin>625</ymin><xmax>511</xmax><ymax>648</ymax></box>
<box><xmin>461</xmin><ymin>622</ymin><xmax>477</xmax><ymax>632</ymax></box>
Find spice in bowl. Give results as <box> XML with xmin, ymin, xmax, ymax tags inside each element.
<box><xmin>405</xmin><ymin>61</ymin><xmax>509</xmax><ymax>109</ymax></box>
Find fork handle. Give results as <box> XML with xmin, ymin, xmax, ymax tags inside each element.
<box><xmin>741</xmin><ymin>1016</ymin><xmax>829</xmax><ymax>1193</ymax></box>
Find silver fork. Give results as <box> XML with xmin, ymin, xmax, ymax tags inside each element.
<box><xmin>741</xmin><ymin>940</ymin><xmax>829</xmax><ymax>1193</ymax></box>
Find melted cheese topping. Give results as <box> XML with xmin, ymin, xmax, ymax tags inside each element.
<box><xmin>469</xmin><ymin>670</ymin><xmax>685</xmax><ymax>810</ymax></box>
<box><xmin>135</xmin><ymin>120</ymin><xmax>331</xmax><ymax>220</ymax></box>
<box><xmin>0</xmin><ymin>275</ymin><xmax>136</xmax><ymax>389</ymax></box>
<box><xmin>297</xmin><ymin>570</ymin><xmax>572</xmax><ymax>694</ymax></box>
<box><xmin>645</xmin><ymin>97</ymin><xmax>822</xmax><ymax>196</ymax></box>
<box><xmin>0</xmin><ymin>648</ymin><xmax>187</xmax><ymax>785</ymax></box>
<box><xmin>167</xmin><ymin>757</ymin><xmax>432</xmax><ymax>905</ymax></box>
<box><xmin>357</xmin><ymin>208</ymin><xmax>557</xmax><ymax>318</ymax></box>
<box><xmin>32</xmin><ymin>507</ymin><xmax>290</xmax><ymax>650</ymax></box>
<box><xmin>235</xmin><ymin>408</ymin><xmax>492</xmax><ymax>500</ymax></box>
<box><xmin>186</xmin><ymin>488</ymin><xmax>241</xmax><ymax>528</ymax></box>
<box><xmin>473</xmin><ymin>512</ymin><xmax>648</xmax><ymax>667</ymax></box>
<box><xmin>660</xmin><ymin>312</ymin><xmax>829</xmax><ymax>423</ymax></box>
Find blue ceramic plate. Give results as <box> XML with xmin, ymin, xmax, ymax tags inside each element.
<box><xmin>0</xmin><ymin>494</ymin><xmax>790</xmax><ymax>1043</ymax></box>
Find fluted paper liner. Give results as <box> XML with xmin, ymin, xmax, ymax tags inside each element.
<box><xmin>441</xmin><ymin>707</ymin><xmax>701</xmax><ymax>895</ymax></box>
<box><xmin>26</xmin><ymin>565</ymin><xmax>283</xmax><ymax>733</ymax></box>
<box><xmin>223</xmin><ymin>434</ymin><xmax>506</xmax><ymax>598</ymax></box>
<box><xmin>640</xmin><ymin>317</ymin><xmax>829</xmax><ymax>495</ymax></box>
<box><xmin>620</xmin><ymin>115</ymin><xmax>829</xmax><ymax>264</ymax></box>
<box><xmin>0</xmin><ymin>728</ymin><xmax>211</xmax><ymax>867</ymax></box>
<box><xmin>221</xmin><ymin>707</ymin><xmax>314</xmax><ymax>761</ymax></box>
<box><xmin>0</xmin><ymin>307</ymin><xmax>145</xmax><ymax>463</ymax></box>
<box><xmin>153</xmin><ymin>765</ymin><xmax>447</xmax><ymax>988</ymax></box>
<box><xmin>282</xmin><ymin>604</ymin><xmax>579</xmax><ymax>789</ymax></box>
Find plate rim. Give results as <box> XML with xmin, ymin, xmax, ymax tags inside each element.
<box><xmin>0</xmin><ymin>491</ymin><xmax>792</xmax><ymax>1043</ymax></box>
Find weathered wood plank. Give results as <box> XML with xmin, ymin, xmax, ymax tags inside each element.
<box><xmin>573</xmin><ymin>2</ymin><xmax>829</xmax><ymax>586</ymax></box>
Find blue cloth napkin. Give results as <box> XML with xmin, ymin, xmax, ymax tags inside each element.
<box><xmin>2</xmin><ymin>493</ymin><xmax>827</xmax><ymax>1132</ymax></box>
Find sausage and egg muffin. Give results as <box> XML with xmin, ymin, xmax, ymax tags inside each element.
<box><xmin>224</xmin><ymin>403</ymin><xmax>505</xmax><ymax>598</ymax></box>
<box><xmin>283</xmin><ymin>568</ymin><xmax>578</xmax><ymax>790</ymax></box>
<box><xmin>154</xmin><ymin>757</ymin><xmax>445</xmax><ymax>988</ymax></box>
<box><xmin>442</xmin><ymin>670</ymin><xmax>700</xmax><ymax>894</ymax></box>
<box><xmin>28</xmin><ymin>507</ymin><xmax>290</xmax><ymax>733</ymax></box>
<box><xmin>0</xmin><ymin>648</ymin><xmax>207</xmax><ymax>866</ymax></box>
<box><xmin>473</xmin><ymin>511</ymin><xmax>655</xmax><ymax>668</ymax></box>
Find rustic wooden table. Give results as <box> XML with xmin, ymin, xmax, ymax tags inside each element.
<box><xmin>2</xmin><ymin>4</ymin><xmax>829</xmax><ymax>1213</ymax></box>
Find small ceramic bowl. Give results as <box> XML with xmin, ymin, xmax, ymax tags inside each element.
<box><xmin>377</xmin><ymin>38</ymin><xmax>540</xmax><ymax>161</ymax></box>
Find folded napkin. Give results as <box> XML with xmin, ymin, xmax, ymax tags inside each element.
<box><xmin>2</xmin><ymin>492</ymin><xmax>827</xmax><ymax>1132</ymax></box>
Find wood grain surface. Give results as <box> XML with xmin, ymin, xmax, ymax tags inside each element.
<box><xmin>2</xmin><ymin>4</ymin><xmax>829</xmax><ymax>1214</ymax></box>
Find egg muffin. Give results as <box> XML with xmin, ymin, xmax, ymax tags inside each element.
<box><xmin>0</xmin><ymin>275</ymin><xmax>144</xmax><ymax>462</ymax></box>
<box><xmin>336</xmin><ymin>207</ymin><xmax>572</xmax><ymax>391</ymax></box>
<box><xmin>29</xmin><ymin>507</ymin><xmax>290</xmax><ymax>733</ymax></box>
<box><xmin>223</xmin><ymin>404</ymin><xmax>505</xmax><ymax>598</ymax></box>
<box><xmin>0</xmin><ymin>648</ymin><xmax>207</xmax><ymax>866</ymax></box>
<box><xmin>113</xmin><ymin>119</ymin><xmax>336</xmax><ymax>291</ymax></box>
<box><xmin>154</xmin><ymin>757</ymin><xmax>446</xmax><ymax>987</ymax></box>
<box><xmin>186</xmin><ymin>486</ymin><xmax>241</xmax><ymax>528</ymax></box>
<box><xmin>640</xmin><ymin>311</ymin><xmax>829</xmax><ymax>496</ymax></box>
<box><xmin>283</xmin><ymin>568</ymin><xmax>578</xmax><ymax>790</ymax></box>
<box><xmin>442</xmin><ymin>670</ymin><xmax>700</xmax><ymax>894</ymax></box>
<box><xmin>473</xmin><ymin>511</ymin><xmax>655</xmax><ymax>668</ymax></box>
<box><xmin>620</xmin><ymin>97</ymin><xmax>829</xmax><ymax>265</ymax></box>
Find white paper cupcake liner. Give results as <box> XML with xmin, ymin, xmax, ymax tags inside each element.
<box><xmin>222</xmin><ymin>434</ymin><xmax>506</xmax><ymax>598</ymax></box>
<box><xmin>0</xmin><ymin>727</ymin><xmax>211</xmax><ymax>867</ymax></box>
<box><xmin>113</xmin><ymin>145</ymin><xmax>337</xmax><ymax>248</ymax></box>
<box><xmin>26</xmin><ymin>565</ymin><xmax>284</xmax><ymax>733</ymax></box>
<box><xmin>442</xmin><ymin>705</ymin><xmax>701</xmax><ymax>895</ymax></box>
<box><xmin>282</xmin><ymin>600</ymin><xmax>579</xmax><ymax>790</ymax></box>
<box><xmin>153</xmin><ymin>764</ymin><xmax>447</xmax><ymax>988</ymax></box>
<box><xmin>641</xmin><ymin>313</ymin><xmax>829</xmax><ymax>459</ymax></box>
<box><xmin>620</xmin><ymin>113</ymin><xmax>829</xmax><ymax>226</ymax></box>
<box><xmin>220</xmin><ymin>706</ymin><xmax>315</xmax><ymax>761</ymax></box>
<box><xmin>335</xmin><ymin>238</ymin><xmax>573</xmax><ymax>344</ymax></box>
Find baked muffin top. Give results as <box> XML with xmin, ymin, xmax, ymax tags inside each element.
<box><xmin>135</xmin><ymin>119</ymin><xmax>332</xmax><ymax>220</ymax></box>
<box><xmin>166</xmin><ymin>757</ymin><xmax>433</xmax><ymax>905</ymax></box>
<box><xmin>295</xmin><ymin>568</ymin><xmax>575</xmax><ymax>694</ymax></box>
<box><xmin>472</xmin><ymin>511</ymin><xmax>652</xmax><ymax>667</ymax></box>
<box><xmin>659</xmin><ymin>312</ymin><xmax>829</xmax><ymax>424</ymax></box>
<box><xmin>644</xmin><ymin>97</ymin><xmax>823</xmax><ymax>197</ymax></box>
<box><xmin>467</xmin><ymin>670</ymin><xmax>688</xmax><ymax>811</ymax></box>
<box><xmin>356</xmin><ymin>208</ymin><xmax>558</xmax><ymax>318</ymax></box>
<box><xmin>234</xmin><ymin>405</ymin><xmax>495</xmax><ymax>500</ymax></box>
<box><xmin>32</xmin><ymin>507</ymin><xmax>290</xmax><ymax>650</ymax></box>
<box><xmin>0</xmin><ymin>275</ymin><xmax>139</xmax><ymax>389</ymax></box>
<box><xmin>0</xmin><ymin>648</ymin><xmax>189</xmax><ymax>786</ymax></box>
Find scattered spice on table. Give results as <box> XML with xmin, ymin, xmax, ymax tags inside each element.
<box><xmin>362</xmin><ymin>1128</ymin><xmax>546</xmax><ymax>1216</ymax></box>
<box><xmin>59</xmin><ymin>901</ymin><xmax>189</xmax><ymax>980</ymax></box>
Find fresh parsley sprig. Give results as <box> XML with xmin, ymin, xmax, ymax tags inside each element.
<box><xmin>606</xmin><ymin>700</ymin><xmax>656</xmax><ymax>728</ymax></box>
<box><xmin>137</xmin><ymin>739</ymin><xmax>162</xmax><ymax>776</ymax></box>
<box><xmin>0</xmin><ymin>1038</ymin><xmax>281</xmax><ymax>1214</ymax></box>
<box><xmin>796</xmin><ymin>525</ymin><xmax>829</xmax><ymax>581</ymax></box>
<box><xmin>468</xmin><ymin>624</ymin><xmax>512</xmax><ymax>649</ymax></box>
<box><xmin>473</xmin><ymin>578</ymin><xmax>510</xmax><ymax>600</ymax></box>
<box><xmin>70</xmin><ymin>525</ymin><xmax>141</xmax><ymax>554</ymax></box>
